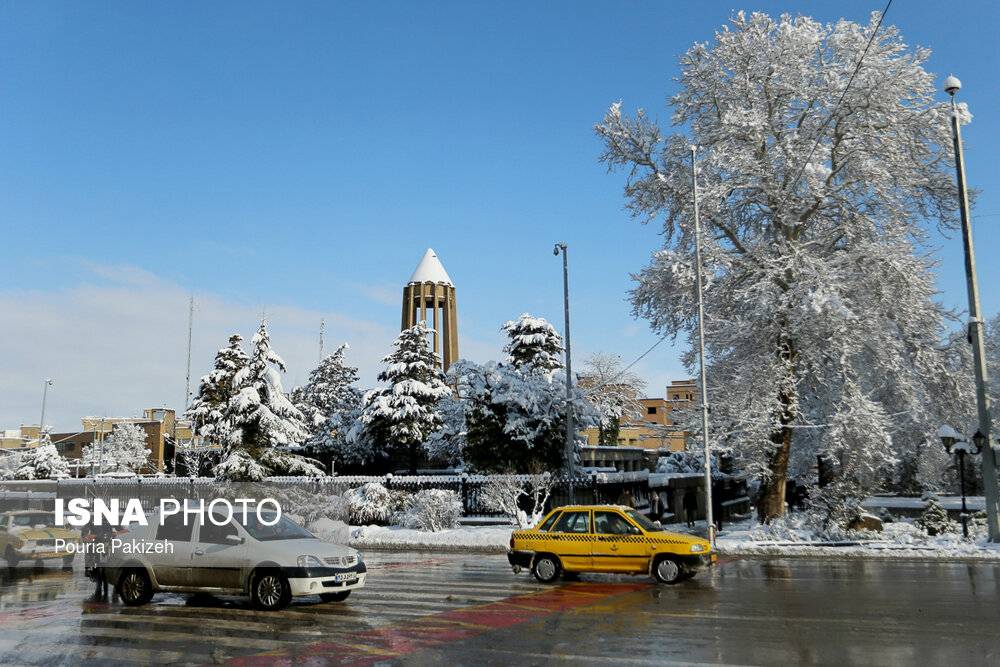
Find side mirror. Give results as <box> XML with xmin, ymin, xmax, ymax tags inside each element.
<box><xmin>225</xmin><ymin>534</ymin><xmax>244</xmax><ymax>545</ymax></box>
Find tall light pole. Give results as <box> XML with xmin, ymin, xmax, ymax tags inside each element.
<box><xmin>553</xmin><ymin>242</ymin><xmax>575</xmax><ymax>502</ymax></box>
<box><xmin>691</xmin><ymin>146</ymin><xmax>715</xmax><ymax>544</ymax></box>
<box><xmin>943</xmin><ymin>74</ymin><xmax>1000</xmax><ymax>542</ymax></box>
<box><xmin>38</xmin><ymin>378</ymin><xmax>53</xmax><ymax>445</ymax></box>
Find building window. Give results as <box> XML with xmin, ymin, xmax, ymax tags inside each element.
<box><xmin>673</xmin><ymin>394</ymin><xmax>679</xmax><ymax>400</ymax></box>
<box><xmin>647</xmin><ymin>406</ymin><xmax>657</xmax><ymax>415</ymax></box>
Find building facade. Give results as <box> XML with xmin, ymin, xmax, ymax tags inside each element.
<box><xmin>583</xmin><ymin>379</ymin><xmax>699</xmax><ymax>452</ymax></box>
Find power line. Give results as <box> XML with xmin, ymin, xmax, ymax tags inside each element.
<box><xmin>786</xmin><ymin>0</ymin><xmax>893</xmax><ymax>198</ymax></box>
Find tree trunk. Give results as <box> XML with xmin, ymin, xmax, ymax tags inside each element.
<box><xmin>757</xmin><ymin>419</ymin><xmax>792</xmax><ymax>521</ymax></box>
<box><xmin>757</xmin><ymin>335</ymin><xmax>797</xmax><ymax>522</ymax></box>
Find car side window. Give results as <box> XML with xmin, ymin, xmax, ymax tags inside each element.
<box><xmin>553</xmin><ymin>511</ymin><xmax>591</xmax><ymax>534</ymax></box>
<box><xmin>538</xmin><ymin>512</ymin><xmax>561</xmax><ymax>532</ymax></box>
<box><xmin>156</xmin><ymin>513</ymin><xmax>194</xmax><ymax>542</ymax></box>
<box><xmin>594</xmin><ymin>511</ymin><xmax>641</xmax><ymax>536</ymax></box>
<box><xmin>199</xmin><ymin>515</ymin><xmax>239</xmax><ymax>545</ymax></box>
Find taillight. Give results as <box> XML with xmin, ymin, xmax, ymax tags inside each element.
<box><xmin>509</xmin><ymin>535</ymin><xmax>515</xmax><ymax>550</ymax></box>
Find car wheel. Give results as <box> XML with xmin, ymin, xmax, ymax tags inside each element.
<box><xmin>320</xmin><ymin>591</ymin><xmax>351</xmax><ymax>602</ymax></box>
<box><xmin>4</xmin><ymin>546</ymin><xmax>20</xmax><ymax>568</ymax></box>
<box><xmin>653</xmin><ymin>556</ymin><xmax>683</xmax><ymax>585</ymax></box>
<box><xmin>531</xmin><ymin>555</ymin><xmax>560</xmax><ymax>584</ymax></box>
<box><xmin>117</xmin><ymin>567</ymin><xmax>154</xmax><ymax>606</ymax></box>
<box><xmin>251</xmin><ymin>569</ymin><xmax>291</xmax><ymax>610</ymax></box>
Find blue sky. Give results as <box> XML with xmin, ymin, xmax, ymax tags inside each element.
<box><xmin>1</xmin><ymin>1</ymin><xmax>998</xmax><ymax>430</ymax></box>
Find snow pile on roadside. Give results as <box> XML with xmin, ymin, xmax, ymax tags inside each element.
<box><xmin>348</xmin><ymin>524</ymin><xmax>513</xmax><ymax>553</ymax></box>
<box><xmin>712</xmin><ymin>515</ymin><xmax>1000</xmax><ymax>561</ymax></box>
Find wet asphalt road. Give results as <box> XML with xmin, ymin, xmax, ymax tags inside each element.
<box><xmin>0</xmin><ymin>553</ymin><xmax>997</xmax><ymax>666</ymax></box>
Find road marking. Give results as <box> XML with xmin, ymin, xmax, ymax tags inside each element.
<box><xmin>221</xmin><ymin>581</ymin><xmax>653</xmax><ymax>666</ymax></box>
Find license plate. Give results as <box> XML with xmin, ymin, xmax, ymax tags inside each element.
<box><xmin>333</xmin><ymin>573</ymin><xmax>357</xmax><ymax>583</ymax></box>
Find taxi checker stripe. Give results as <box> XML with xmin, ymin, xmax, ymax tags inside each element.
<box><xmin>514</xmin><ymin>534</ymin><xmax>684</xmax><ymax>545</ymax></box>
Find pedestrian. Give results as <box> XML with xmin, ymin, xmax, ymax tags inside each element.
<box><xmin>682</xmin><ymin>489</ymin><xmax>698</xmax><ymax>528</ymax></box>
<box><xmin>90</xmin><ymin>521</ymin><xmax>114</xmax><ymax>601</ymax></box>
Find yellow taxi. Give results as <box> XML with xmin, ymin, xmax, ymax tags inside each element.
<box><xmin>508</xmin><ymin>505</ymin><xmax>714</xmax><ymax>584</ymax></box>
<box><xmin>0</xmin><ymin>510</ymin><xmax>80</xmax><ymax>567</ymax></box>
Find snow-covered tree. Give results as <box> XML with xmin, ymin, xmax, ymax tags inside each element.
<box><xmin>423</xmin><ymin>392</ymin><xmax>466</xmax><ymax>467</ymax></box>
<box><xmin>215</xmin><ymin>320</ymin><xmax>321</xmax><ymax>480</ymax></box>
<box><xmin>502</xmin><ymin>314</ymin><xmax>564</xmax><ymax>377</ymax></box>
<box><xmin>455</xmin><ymin>359</ymin><xmax>598</xmax><ymax>473</ymax></box>
<box><xmin>293</xmin><ymin>343</ymin><xmax>362</xmax><ymax>432</ymax></box>
<box><xmin>15</xmin><ymin>442</ymin><xmax>70</xmax><ymax>480</ymax></box>
<box><xmin>479</xmin><ymin>475</ymin><xmax>552</xmax><ymax>528</ymax></box>
<box><xmin>0</xmin><ymin>451</ymin><xmax>25</xmax><ymax>480</ymax></box>
<box><xmin>81</xmin><ymin>423</ymin><xmax>151</xmax><ymax>474</ymax></box>
<box><xmin>578</xmin><ymin>352</ymin><xmax>646</xmax><ymax>445</ymax></box>
<box><xmin>597</xmin><ymin>12</ymin><xmax>965</xmax><ymax>520</ymax></box>
<box><xmin>808</xmin><ymin>382</ymin><xmax>896</xmax><ymax>528</ymax></box>
<box><xmin>354</xmin><ymin>323</ymin><xmax>451</xmax><ymax>473</ymax></box>
<box><xmin>186</xmin><ymin>334</ymin><xmax>248</xmax><ymax>445</ymax></box>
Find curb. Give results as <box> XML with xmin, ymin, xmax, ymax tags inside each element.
<box><xmin>349</xmin><ymin>542</ymin><xmax>508</xmax><ymax>555</ymax></box>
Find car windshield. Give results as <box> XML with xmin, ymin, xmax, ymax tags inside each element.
<box><xmin>238</xmin><ymin>512</ymin><xmax>314</xmax><ymax>541</ymax></box>
<box><xmin>11</xmin><ymin>513</ymin><xmax>52</xmax><ymax>527</ymax></box>
<box><xmin>625</xmin><ymin>509</ymin><xmax>662</xmax><ymax>533</ymax></box>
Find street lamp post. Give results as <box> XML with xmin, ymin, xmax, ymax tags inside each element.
<box><xmin>690</xmin><ymin>146</ymin><xmax>715</xmax><ymax>544</ymax></box>
<box><xmin>553</xmin><ymin>242</ymin><xmax>575</xmax><ymax>503</ymax></box>
<box><xmin>939</xmin><ymin>425</ymin><xmax>986</xmax><ymax>539</ymax></box>
<box><xmin>942</xmin><ymin>75</ymin><xmax>1000</xmax><ymax>542</ymax></box>
<box><xmin>38</xmin><ymin>379</ymin><xmax>53</xmax><ymax>445</ymax></box>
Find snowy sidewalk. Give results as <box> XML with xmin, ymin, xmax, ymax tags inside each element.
<box><xmin>348</xmin><ymin>524</ymin><xmax>514</xmax><ymax>553</ymax></box>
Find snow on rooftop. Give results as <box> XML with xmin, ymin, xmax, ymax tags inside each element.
<box><xmin>408</xmin><ymin>248</ymin><xmax>453</xmax><ymax>286</ymax></box>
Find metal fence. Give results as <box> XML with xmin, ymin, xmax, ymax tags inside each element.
<box><xmin>46</xmin><ymin>472</ymin><xmax>653</xmax><ymax>520</ymax></box>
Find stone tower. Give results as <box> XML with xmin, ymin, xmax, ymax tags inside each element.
<box><xmin>401</xmin><ymin>248</ymin><xmax>459</xmax><ymax>370</ymax></box>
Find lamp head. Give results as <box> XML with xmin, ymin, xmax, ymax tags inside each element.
<box><xmin>943</xmin><ymin>74</ymin><xmax>961</xmax><ymax>96</ymax></box>
<box><xmin>972</xmin><ymin>430</ymin><xmax>987</xmax><ymax>454</ymax></box>
<box><xmin>938</xmin><ymin>424</ymin><xmax>961</xmax><ymax>453</ymax></box>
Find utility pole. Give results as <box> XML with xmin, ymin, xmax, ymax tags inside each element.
<box><xmin>38</xmin><ymin>379</ymin><xmax>53</xmax><ymax>445</ymax></box>
<box><xmin>319</xmin><ymin>318</ymin><xmax>325</xmax><ymax>364</ymax></box>
<box><xmin>184</xmin><ymin>295</ymin><xmax>194</xmax><ymax>411</ymax></box>
<box><xmin>943</xmin><ymin>74</ymin><xmax>1000</xmax><ymax>541</ymax></box>
<box><xmin>691</xmin><ymin>146</ymin><xmax>715</xmax><ymax>544</ymax></box>
<box><xmin>553</xmin><ymin>242</ymin><xmax>575</xmax><ymax>502</ymax></box>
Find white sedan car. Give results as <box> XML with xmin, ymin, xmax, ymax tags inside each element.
<box><xmin>106</xmin><ymin>510</ymin><xmax>365</xmax><ymax>610</ymax></box>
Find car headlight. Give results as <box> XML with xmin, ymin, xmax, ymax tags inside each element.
<box><xmin>690</xmin><ymin>543</ymin><xmax>706</xmax><ymax>553</ymax></box>
<box><xmin>297</xmin><ymin>555</ymin><xmax>325</xmax><ymax>568</ymax></box>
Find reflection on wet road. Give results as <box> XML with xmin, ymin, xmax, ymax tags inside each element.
<box><xmin>0</xmin><ymin>554</ymin><xmax>998</xmax><ymax>666</ymax></box>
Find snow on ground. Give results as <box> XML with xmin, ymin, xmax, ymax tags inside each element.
<box><xmin>694</xmin><ymin>517</ymin><xmax>1000</xmax><ymax>561</ymax></box>
<box><xmin>347</xmin><ymin>524</ymin><xmax>513</xmax><ymax>553</ymax></box>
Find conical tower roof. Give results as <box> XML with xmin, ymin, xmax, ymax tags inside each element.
<box><xmin>408</xmin><ymin>248</ymin><xmax>453</xmax><ymax>286</ymax></box>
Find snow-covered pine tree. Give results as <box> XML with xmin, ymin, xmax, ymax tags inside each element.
<box><xmin>597</xmin><ymin>12</ymin><xmax>966</xmax><ymax>520</ymax></box>
<box><xmin>82</xmin><ymin>422</ymin><xmax>151</xmax><ymax>474</ymax></box>
<box><xmin>502</xmin><ymin>314</ymin><xmax>564</xmax><ymax>377</ymax></box>
<box><xmin>455</xmin><ymin>318</ymin><xmax>598</xmax><ymax>473</ymax></box>
<box><xmin>578</xmin><ymin>352</ymin><xmax>646</xmax><ymax>445</ymax></box>
<box><xmin>216</xmin><ymin>320</ymin><xmax>322</xmax><ymax>481</ymax></box>
<box><xmin>292</xmin><ymin>343</ymin><xmax>361</xmax><ymax>442</ymax></box>
<box><xmin>186</xmin><ymin>334</ymin><xmax>248</xmax><ymax>445</ymax></box>
<box><xmin>15</xmin><ymin>442</ymin><xmax>70</xmax><ymax>480</ymax></box>
<box><xmin>356</xmin><ymin>322</ymin><xmax>451</xmax><ymax>473</ymax></box>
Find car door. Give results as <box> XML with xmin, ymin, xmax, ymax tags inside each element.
<box><xmin>548</xmin><ymin>510</ymin><xmax>593</xmax><ymax>571</ymax></box>
<box><xmin>592</xmin><ymin>510</ymin><xmax>648</xmax><ymax>572</ymax></box>
<box><xmin>190</xmin><ymin>515</ymin><xmax>246</xmax><ymax>590</ymax></box>
<box><xmin>152</xmin><ymin>512</ymin><xmax>196</xmax><ymax>587</ymax></box>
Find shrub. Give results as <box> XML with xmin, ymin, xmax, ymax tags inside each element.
<box><xmin>918</xmin><ymin>496</ymin><xmax>951</xmax><ymax>536</ymax></box>
<box><xmin>397</xmin><ymin>489</ymin><xmax>461</xmax><ymax>532</ymax></box>
<box><xmin>345</xmin><ymin>482</ymin><xmax>398</xmax><ymax>525</ymax></box>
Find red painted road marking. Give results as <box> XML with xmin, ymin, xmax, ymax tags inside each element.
<box><xmin>219</xmin><ymin>582</ymin><xmax>652</xmax><ymax>667</ymax></box>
